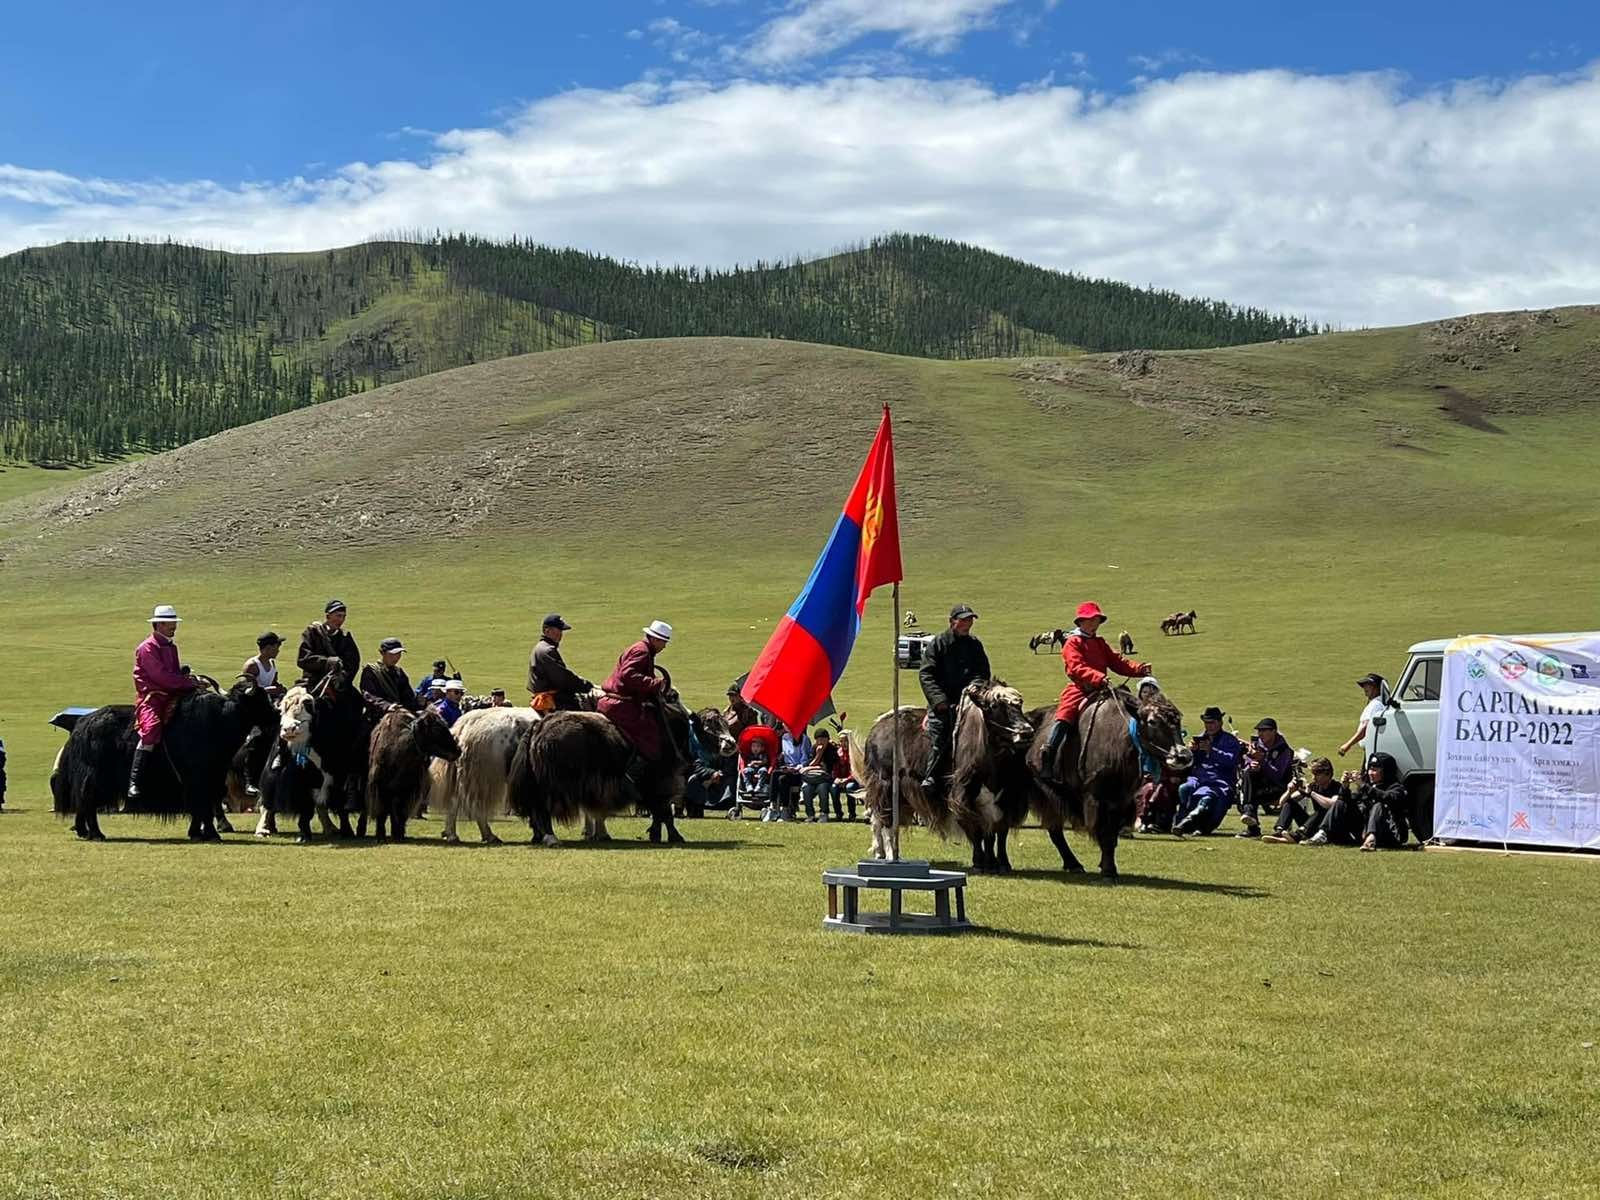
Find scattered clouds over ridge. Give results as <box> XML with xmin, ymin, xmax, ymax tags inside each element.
<box><xmin>4</xmin><ymin>64</ymin><xmax>1600</xmax><ymax>328</ymax></box>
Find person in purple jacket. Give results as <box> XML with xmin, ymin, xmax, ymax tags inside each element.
<box><xmin>130</xmin><ymin>604</ymin><xmax>199</xmax><ymax>800</ymax></box>
<box><xmin>1236</xmin><ymin>717</ymin><xmax>1295</xmax><ymax>839</ymax></box>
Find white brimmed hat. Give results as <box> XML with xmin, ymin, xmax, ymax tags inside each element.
<box><xmin>643</xmin><ymin>620</ymin><xmax>674</xmax><ymax>642</ymax></box>
<box><xmin>444</xmin><ymin>679</ymin><xmax>465</xmax><ymax>692</ymax></box>
<box><xmin>150</xmin><ymin>604</ymin><xmax>181</xmax><ymax>624</ymax></box>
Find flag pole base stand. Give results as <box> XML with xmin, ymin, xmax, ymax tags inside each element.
<box><xmin>821</xmin><ymin>860</ymin><xmax>972</xmax><ymax>935</ymax></box>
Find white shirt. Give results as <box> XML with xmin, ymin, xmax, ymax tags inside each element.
<box><xmin>246</xmin><ymin>655</ymin><xmax>278</xmax><ymax>689</ymax></box>
<box><xmin>1360</xmin><ymin>695</ymin><xmax>1387</xmax><ymax>753</ymax></box>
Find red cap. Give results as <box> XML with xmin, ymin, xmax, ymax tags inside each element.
<box><xmin>1075</xmin><ymin>601</ymin><xmax>1107</xmax><ymax>622</ymax></box>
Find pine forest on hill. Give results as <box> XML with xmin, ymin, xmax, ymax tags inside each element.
<box><xmin>0</xmin><ymin>233</ymin><xmax>1319</xmax><ymax>464</ymax></box>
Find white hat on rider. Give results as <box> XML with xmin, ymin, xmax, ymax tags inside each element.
<box><xmin>444</xmin><ymin>679</ymin><xmax>465</xmax><ymax>692</ymax></box>
<box><xmin>149</xmin><ymin>604</ymin><xmax>182</xmax><ymax>623</ymax></box>
<box><xmin>643</xmin><ymin>620</ymin><xmax>674</xmax><ymax>642</ymax></box>
<box><xmin>1138</xmin><ymin>676</ymin><xmax>1161</xmax><ymax>694</ymax></box>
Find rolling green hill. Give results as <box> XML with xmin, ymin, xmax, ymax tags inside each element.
<box><xmin>2</xmin><ymin>303</ymin><xmax>1595</xmax><ymax>791</ymax></box>
<box><xmin>0</xmin><ymin>233</ymin><xmax>1317</xmax><ymax>463</ymax></box>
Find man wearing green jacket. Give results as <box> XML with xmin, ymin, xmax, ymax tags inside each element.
<box><xmin>918</xmin><ymin>603</ymin><xmax>992</xmax><ymax>801</ymax></box>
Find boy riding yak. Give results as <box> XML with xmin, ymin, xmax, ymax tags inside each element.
<box><xmin>1040</xmin><ymin>601</ymin><xmax>1152</xmax><ymax>775</ymax></box>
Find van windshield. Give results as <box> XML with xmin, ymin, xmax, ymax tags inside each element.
<box><xmin>1400</xmin><ymin>656</ymin><xmax>1442</xmax><ymax>702</ymax></box>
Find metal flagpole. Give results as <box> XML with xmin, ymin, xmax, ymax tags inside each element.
<box><xmin>891</xmin><ymin>581</ymin><xmax>901</xmax><ymax>861</ymax></box>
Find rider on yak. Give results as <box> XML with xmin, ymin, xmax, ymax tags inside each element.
<box><xmin>1040</xmin><ymin>601</ymin><xmax>1151</xmax><ymax>773</ymax></box>
<box><xmin>918</xmin><ymin>603</ymin><xmax>992</xmax><ymax>801</ymax></box>
<box><xmin>129</xmin><ymin>603</ymin><xmax>200</xmax><ymax>800</ymax></box>
<box><xmin>598</xmin><ymin>620</ymin><xmax>676</xmax><ymax>787</ymax></box>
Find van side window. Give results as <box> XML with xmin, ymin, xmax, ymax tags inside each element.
<box><xmin>1401</xmin><ymin>656</ymin><xmax>1442</xmax><ymax>702</ymax></box>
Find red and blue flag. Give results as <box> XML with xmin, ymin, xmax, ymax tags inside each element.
<box><xmin>742</xmin><ymin>406</ymin><xmax>902</xmax><ymax>735</ymax></box>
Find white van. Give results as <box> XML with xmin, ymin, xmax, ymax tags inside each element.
<box><xmin>1369</xmin><ymin>639</ymin><xmax>1445</xmax><ymax>838</ymax></box>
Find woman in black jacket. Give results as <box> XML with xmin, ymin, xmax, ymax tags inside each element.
<box><xmin>1357</xmin><ymin>751</ymin><xmax>1410</xmax><ymax>851</ymax></box>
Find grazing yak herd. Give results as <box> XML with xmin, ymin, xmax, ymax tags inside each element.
<box><xmin>50</xmin><ymin>657</ymin><xmax>1191</xmax><ymax>878</ymax></box>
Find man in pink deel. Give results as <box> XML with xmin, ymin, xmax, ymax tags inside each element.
<box><xmin>130</xmin><ymin>604</ymin><xmax>198</xmax><ymax>799</ymax></box>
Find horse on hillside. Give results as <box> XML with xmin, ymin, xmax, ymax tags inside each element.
<box><xmin>1029</xmin><ymin>628</ymin><xmax>1067</xmax><ymax>654</ymax></box>
<box><xmin>1026</xmin><ymin>687</ymin><xmax>1188</xmax><ymax>877</ymax></box>
<box><xmin>855</xmin><ymin>679</ymin><xmax>1037</xmax><ymax>871</ymax></box>
<box><xmin>1160</xmin><ymin>610</ymin><xmax>1198</xmax><ymax>635</ymax></box>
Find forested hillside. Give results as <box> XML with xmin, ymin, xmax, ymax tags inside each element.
<box><xmin>0</xmin><ymin>233</ymin><xmax>1319</xmax><ymax>463</ymax></box>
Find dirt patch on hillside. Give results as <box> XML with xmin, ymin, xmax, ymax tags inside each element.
<box><xmin>1431</xmin><ymin>386</ymin><xmax>1506</xmax><ymax>434</ymax></box>
<box><xmin>1422</xmin><ymin>309</ymin><xmax>1559</xmax><ymax>371</ymax></box>
<box><xmin>1012</xmin><ymin>350</ymin><xmax>1274</xmax><ymax>430</ymax></box>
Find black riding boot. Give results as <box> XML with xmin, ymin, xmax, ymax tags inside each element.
<box><xmin>1041</xmin><ymin>720</ymin><xmax>1071</xmax><ymax>775</ymax></box>
<box><xmin>127</xmin><ymin>747</ymin><xmax>152</xmax><ymax>801</ymax></box>
<box><xmin>620</xmin><ymin>754</ymin><xmax>647</xmax><ymax>811</ymax></box>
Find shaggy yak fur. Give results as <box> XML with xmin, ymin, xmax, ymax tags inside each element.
<box><xmin>677</xmin><ymin>707</ymin><xmax>738</xmax><ymax>817</ymax></box>
<box><xmin>52</xmin><ymin>678</ymin><xmax>280</xmax><ymax>841</ymax></box>
<box><xmin>365</xmin><ymin>707</ymin><xmax>461</xmax><ymax>840</ymax></box>
<box><xmin>1026</xmin><ymin>687</ymin><xmax>1188</xmax><ymax>877</ymax></box>
<box><xmin>255</xmin><ymin>674</ymin><xmax>370</xmax><ymax>841</ymax></box>
<box><xmin>427</xmin><ymin>706</ymin><xmax>542</xmax><ymax>844</ymax></box>
<box><xmin>506</xmin><ymin>695</ymin><xmax>697</xmax><ymax>846</ymax></box>
<box><xmin>857</xmin><ymin>678</ymin><xmax>1037</xmax><ymax>871</ymax></box>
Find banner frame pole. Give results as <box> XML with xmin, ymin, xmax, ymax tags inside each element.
<box><xmin>891</xmin><ymin>581</ymin><xmax>901</xmax><ymax>861</ymax></box>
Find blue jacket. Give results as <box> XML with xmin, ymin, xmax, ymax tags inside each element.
<box><xmin>434</xmin><ymin>698</ymin><xmax>462</xmax><ymax>728</ymax></box>
<box><xmin>1190</xmin><ymin>730</ymin><xmax>1242</xmax><ymax>792</ymax></box>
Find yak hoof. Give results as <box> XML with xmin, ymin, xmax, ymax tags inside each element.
<box><xmin>1063</xmin><ymin>861</ymin><xmax>1086</xmax><ymax>875</ymax></box>
<box><xmin>647</xmin><ymin>826</ymin><xmax>662</xmax><ymax>843</ymax></box>
<box><xmin>442</xmin><ymin>832</ymin><xmax>461</xmax><ymax>844</ymax></box>
<box><xmin>667</xmin><ymin>828</ymin><xmax>686</xmax><ymax>845</ymax></box>
<box><xmin>215</xmin><ymin>815</ymin><xmax>235</xmax><ymax>834</ymax></box>
<box><xmin>483</xmin><ymin>833</ymin><xmax>501</xmax><ymax>845</ymax></box>
<box><xmin>294</xmin><ymin>835</ymin><xmax>310</xmax><ymax>845</ymax></box>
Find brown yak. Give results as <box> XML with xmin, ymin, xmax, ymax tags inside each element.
<box><xmin>1026</xmin><ymin>687</ymin><xmax>1188</xmax><ymax>877</ymax></box>
<box><xmin>855</xmin><ymin>679</ymin><xmax>1036</xmax><ymax>871</ymax></box>
<box><xmin>365</xmin><ymin>706</ymin><xmax>461</xmax><ymax>840</ymax></box>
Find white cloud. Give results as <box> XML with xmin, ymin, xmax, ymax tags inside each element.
<box><xmin>746</xmin><ymin>0</ymin><xmax>1014</xmax><ymax>67</ymax></box>
<box><xmin>5</xmin><ymin>66</ymin><xmax>1600</xmax><ymax>327</ymax></box>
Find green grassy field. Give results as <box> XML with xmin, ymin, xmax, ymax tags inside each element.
<box><xmin>2</xmin><ymin>319</ymin><xmax>1599</xmax><ymax>1196</ymax></box>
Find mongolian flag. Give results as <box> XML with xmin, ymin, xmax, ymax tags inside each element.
<box><xmin>742</xmin><ymin>406</ymin><xmax>902</xmax><ymax>735</ymax></box>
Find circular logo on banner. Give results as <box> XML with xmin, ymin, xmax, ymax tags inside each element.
<box><xmin>1499</xmin><ymin>651</ymin><xmax>1529</xmax><ymax>682</ymax></box>
<box><xmin>1532</xmin><ymin>654</ymin><xmax>1565</xmax><ymax>690</ymax></box>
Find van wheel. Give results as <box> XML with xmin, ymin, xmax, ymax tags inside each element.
<box><xmin>1405</xmin><ymin>774</ymin><xmax>1435</xmax><ymax>842</ymax></box>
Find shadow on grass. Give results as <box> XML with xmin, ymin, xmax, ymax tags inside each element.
<box><xmin>930</xmin><ymin>860</ymin><xmax>1269</xmax><ymax>899</ymax></box>
<box><xmin>973</xmin><ymin>927</ymin><xmax>1142</xmax><ymax>951</ymax></box>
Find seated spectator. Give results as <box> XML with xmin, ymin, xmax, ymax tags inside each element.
<box><xmin>1173</xmin><ymin>706</ymin><xmax>1242</xmax><ymax>837</ymax></box>
<box><xmin>801</xmin><ymin>729</ymin><xmax>838</xmax><ymax>822</ymax></box>
<box><xmin>1237</xmin><ymin>717</ymin><xmax>1294</xmax><ymax>838</ymax></box>
<box><xmin>1263</xmin><ymin>754</ymin><xmax>1344</xmax><ymax>843</ymax></box>
<box><xmin>489</xmin><ymin>688</ymin><xmax>509</xmax><ymax>708</ymax></box>
<box><xmin>776</xmin><ymin>726</ymin><xmax>812</xmax><ymax>819</ymax></box>
<box><xmin>1357</xmin><ymin>751</ymin><xmax>1411</xmax><ymax>851</ymax></box>
<box><xmin>830</xmin><ymin>731</ymin><xmax>863</xmax><ymax>821</ymax></box>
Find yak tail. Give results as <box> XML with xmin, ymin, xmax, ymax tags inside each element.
<box><xmin>50</xmin><ymin>745</ymin><xmax>71</xmax><ymax>814</ymax></box>
<box><xmin>506</xmin><ymin>735</ymin><xmax>539</xmax><ymax>822</ymax></box>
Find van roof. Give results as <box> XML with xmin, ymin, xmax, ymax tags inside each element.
<box><xmin>1407</xmin><ymin>633</ymin><xmax>1596</xmax><ymax>655</ymax></box>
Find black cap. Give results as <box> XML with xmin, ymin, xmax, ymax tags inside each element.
<box><xmin>325</xmin><ymin>599</ymin><xmax>347</xmax><ymax>614</ymax></box>
<box><xmin>543</xmin><ymin>613</ymin><xmax>572</xmax><ymax>630</ymax></box>
<box><xmin>1254</xmin><ymin>717</ymin><xmax>1277</xmax><ymax>731</ymax></box>
<box><xmin>432</xmin><ymin>659</ymin><xmax>447</xmax><ymax>671</ymax></box>
<box><xmin>1200</xmin><ymin>706</ymin><xmax>1226</xmax><ymax>722</ymax></box>
<box><xmin>379</xmin><ymin>637</ymin><xmax>404</xmax><ymax>653</ymax></box>
<box><xmin>950</xmin><ymin>603</ymin><xmax>978</xmax><ymax>621</ymax></box>
<box><xmin>491</xmin><ymin>687</ymin><xmax>505</xmax><ymax>695</ymax></box>
<box><xmin>1356</xmin><ymin>673</ymin><xmax>1383</xmax><ymax>687</ymax></box>
<box><xmin>256</xmin><ymin>630</ymin><xmax>282</xmax><ymax>648</ymax></box>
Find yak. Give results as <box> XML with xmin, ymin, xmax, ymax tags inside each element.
<box><xmin>427</xmin><ymin>706</ymin><xmax>542</xmax><ymax>844</ymax></box>
<box><xmin>1026</xmin><ymin>687</ymin><xmax>1188</xmax><ymax>877</ymax></box>
<box><xmin>255</xmin><ymin>674</ymin><xmax>369</xmax><ymax>841</ymax></box>
<box><xmin>365</xmin><ymin>706</ymin><xmax>461</xmax><ymax>840</ymax></box>
<box><xmin>855</xmin><ymin>678</ymin><xmax>1036</xmax><ymax>871</ymax></box>
<box><xmin>52</xmin><ymin>677</ymin><xmax>279</xmax><ymax>841</ymax></box>
<box><xmin>506</xmin><ymin>678</ymin><xmax>699</xmax><ymax>846</ymax></box>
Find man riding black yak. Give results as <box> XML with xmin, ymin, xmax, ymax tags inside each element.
<box><xmin>598</xmin><ymin>619</ymin><xmax>678</xmax><ymax>799</ymax></box>
<box><xmin>918</xmin><ymin>603</ymin><xmax>991</xmax><ymax>802</ymax></box>
<box><xmin>128</xmin><ymin>603</ymin><xmax>201</xmax><ymax>801</ymax></box>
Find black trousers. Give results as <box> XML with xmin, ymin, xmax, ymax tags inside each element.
<box><xmin>1241</xmin><ymin>775</ymin><xmax>1287</xmax><ymax>826</ymax></box>
<box><xmin>924</xmin><ymin>710</ymin><xmax>953</xmax><ymax>781</ymax></box>
<box><xmin>1319</xmin><ymin>795</ymin><xmax>1366</xmax><ymax>845</ymax></box>
<box><xmin>1273</xmin><ymin>790</ymin><xmax>1314</xmax><ymax>835</ymax></box>
<box><xmin>1365</xmin><ymin>800</ymin><xmax>1409</xmax><ymax>847</ymax></box>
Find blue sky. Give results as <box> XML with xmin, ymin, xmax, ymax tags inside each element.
<box><xmin>1</xmin><ymin>1</ymin><xmax>1597</xmax><ymax>324</ymax></box>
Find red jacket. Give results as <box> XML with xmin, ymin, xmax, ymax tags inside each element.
<box><xmin>133</xmin><ymin>632</ymin><xmax>196</xmax><ymax>744</ymax></box>
<box><xmin>1056</xmin><ymin>629</ymin><xmax>1147</xmax><ymax>722</ymax></box>
<box><xmin>598</xmin><ymin>640</ymin><xmax>667</xmax><ymax>759</ymax></box>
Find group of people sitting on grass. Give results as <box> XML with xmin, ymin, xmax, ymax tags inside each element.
<box><xmin>1135</xmin><ymin>673</ymin><xmax>1413</xmax><ymax>851</ymax></box>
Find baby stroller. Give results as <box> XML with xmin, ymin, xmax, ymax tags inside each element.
<box><xmin>727</xmin><ymin>725</ymin><xmax>783</xmax><ymax>820</ymax></box>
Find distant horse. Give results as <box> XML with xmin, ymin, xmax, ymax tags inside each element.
<box><xmin>1029</xmin><ymin>628</ymin><xmax>1067</xmax><ymax>654</ymax></box>
<box><xmin>903</xmin><ymin>611</ymin><xmax>919</xmax><ymax>629</ymax></box>
<box><xmin>1118</xmin><ymin>630</ymin><xmax>1137</xmax><ymax>656</ymax></box>
<box><xmin>1160</xmin><ymin>610</ymin><xmax>1198</xmax><ymax>636</ymax></box>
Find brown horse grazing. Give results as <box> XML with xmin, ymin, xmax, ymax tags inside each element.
<box><xmin>858</xmin><ymin>679</ymin><xmax>1036</xmax><ymax>870</ymax></box>
<box><xmin>1026</xmin><ymin>688</ymin><xmax>1188</xmax><ymax>877</ymax></box>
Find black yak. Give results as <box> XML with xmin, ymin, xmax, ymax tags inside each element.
<box><xmin>507</xmin><ymin>686</ymin><xmax>698</xmax><ymax>846</ymax></box>
<box><xmin>52</xmin><ymin>678</ymin><xmax>279</xmax><ymax>841</ymax></box>
<box><xmin>855</xmin><ymin>679</ymin><xmax>1036</xmax><ymax>871</ymax></box>
<box><xmin>1026</xmin><ymin>688</ymin><xmax>1188</xmax><ymax>877</ymax></box>
<box><xmin>365</xmin><ymin>706</ymin><xmax>461</xmax><ymax>840</ymax></box>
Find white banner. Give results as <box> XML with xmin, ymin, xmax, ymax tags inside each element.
<box><xmin>1434</xmin><ymin>633</ymin><xmax>1600</xmax><ymax>848</ymax></box>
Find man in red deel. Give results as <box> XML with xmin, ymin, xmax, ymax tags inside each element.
<box><xmin>1040</xmin><ymin>601</ymin><xmax>1151</xmax><ymax>773</ymax></box>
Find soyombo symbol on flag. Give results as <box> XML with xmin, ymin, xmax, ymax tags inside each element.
<box><xmin>742</xmin><ymin>406</ymin><xmax>902</xmax><ymax>735</ymax></box>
